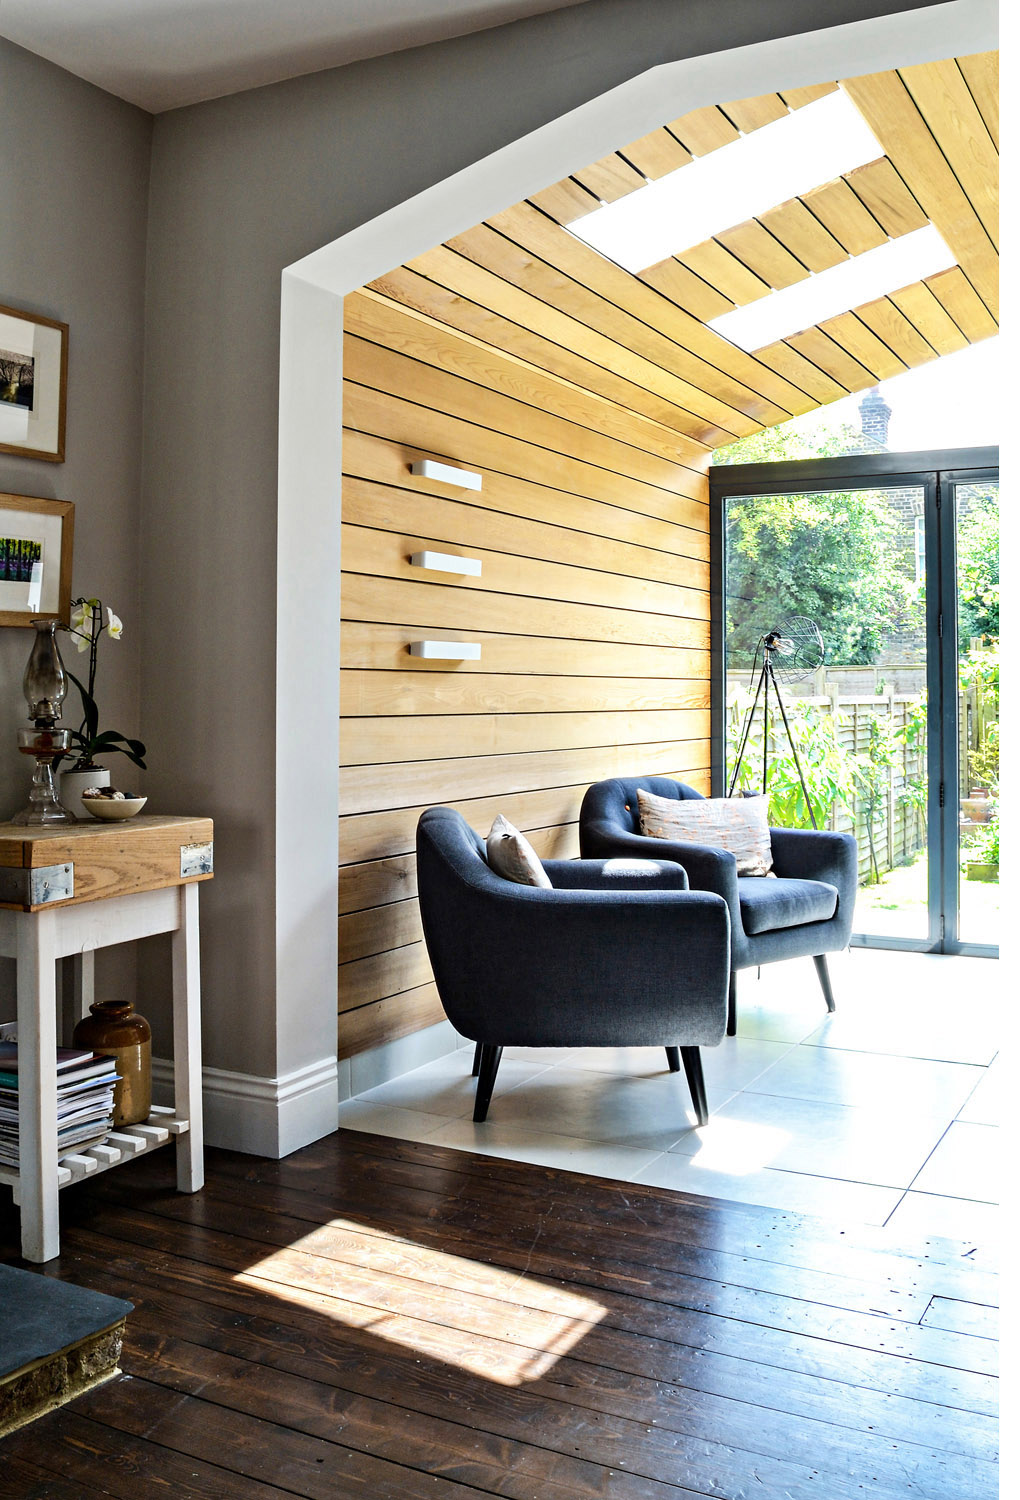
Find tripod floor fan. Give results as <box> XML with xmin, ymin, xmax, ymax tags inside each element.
<box><xmin>728</xmin><ymin>617</ymin><xmax>825</xmax><ymax>829</ymax></box>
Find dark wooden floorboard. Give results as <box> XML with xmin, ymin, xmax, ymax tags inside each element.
<box><xmin>0</xmin><ymin>1128</ymin><xmax>999</xmax><ymax>1499</ymax></box>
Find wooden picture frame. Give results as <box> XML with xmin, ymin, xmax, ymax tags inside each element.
<box><xmin>0</xmin><ymin>493</ymin><xmax>74</xmax><ymax>627</ymax></box>
<box><xmin>0</xmin><ymin>303</ymin><xmax>68</xmax><ymax>463</ymax></box>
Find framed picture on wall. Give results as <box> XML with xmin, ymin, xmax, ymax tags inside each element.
<box><xmin>0</xmin><ymin>493</ymin><xmax>74</xmax><ymax>626</ymax></box>
<box><xmin>0</xmin><ymin>303</ymin><xmax>68</xmax><ymax>463</ymax></box>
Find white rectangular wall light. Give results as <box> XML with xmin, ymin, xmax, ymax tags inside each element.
<box><xmin>409</xmin><ymin>641</ymin><xmax>481</xmax><ymax>660</ymax></box>
<box><xmin>410</xmin><ymin>550</ymin><xmax>482</xmax><ymax>576</ymax></box>
<box><xmin>410</xmin><ymin>459</ymin><xmax>483</xmax><ymax>490</ymax></box>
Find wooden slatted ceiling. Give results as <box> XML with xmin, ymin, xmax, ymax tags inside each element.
<box><xmin>504</xmin><ymin>59</ymin><xmax>998</xmax><ymax>423</ymax></box>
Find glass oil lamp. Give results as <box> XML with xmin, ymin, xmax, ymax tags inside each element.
<box><xmin>12</xmin><ymin>619</ymin><xmax>76</xmax><ymax>825</ymax></box>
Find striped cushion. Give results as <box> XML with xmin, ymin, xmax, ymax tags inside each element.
<box><xmin>636</xmin><ymin>788</ymin><xmax>774</xmax><ymax>876</ymax></box>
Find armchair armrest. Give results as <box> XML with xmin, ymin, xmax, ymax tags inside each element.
<box><xmin>575</xmin><ymin>818</ymin><xmax>740</xmax><ymax>906</ymax></box>
<box><xmin>769</xmin><ymin>827</ymin><xmax>858</xmax><ymax>889</ymax></box>
<box><xmin>544</xmin><ymin>858</ymin><xmax>689</xmax><ymax>892</ymax></box>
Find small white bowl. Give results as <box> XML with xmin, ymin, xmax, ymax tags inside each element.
<box><xmin>82</xmin><ymin>796</ymin><xmax>148</xmax><ymax>821</ymax></box>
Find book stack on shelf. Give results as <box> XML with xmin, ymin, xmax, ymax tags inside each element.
<box><xmin>0</xmin><ymin>1042</ymin><xmax>119</xmax><ymax>1169</ymax></box>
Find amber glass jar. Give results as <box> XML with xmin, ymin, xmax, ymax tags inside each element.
<box><xmin>73</xmin><ymin>1000</ymin><xmax>152</xmax><ymax>1126</ymax></box>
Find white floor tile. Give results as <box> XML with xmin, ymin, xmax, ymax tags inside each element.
<box><xmin>665</xmin><ymin>1090</ymin><xmax>948</xmax><ymax>1189</ymax></box>
<box><xmin>909</xmin><ymin>1121</ymin><xmax>1000</xmax><ymax>1203</ymax></box>
<box><xmin>336</xmin><ymin>1099</ymin><xmax>457</xmax><ymax>1144</ymax></box>
<box><xmin>746</xmin><ymin>1045</ymin><xmax>983</xmax><ymax>1119</ymax></box>
<box><xmin>630</xmin><ymin>1154</ymin><xmax>902</xmax><ymax>1224</ymax></box>
<box><xmin>957</xmin><ymin>1059</ymin><xmax>1002</xmax><ymax>1125</ymax></box>
<box><xmin>481</xmin><ymin>1064</ymin><xmax>701</xmax><ymax>1152</ymax></box>
<box><xmin>355</xmin><ymin>1049</ymin><xmax>553</xmax><ymax>1120</ymax></box>
<box><xmin>424</xmin><ymin>1117</ymin><xmax>665</xmax><ymax>1181</ymax></box>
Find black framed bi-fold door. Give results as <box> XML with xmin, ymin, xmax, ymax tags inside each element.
<box><xmin>710</xmin><ymin>447</ymin><xmax>998</xmax><ymax>959</ymax></box>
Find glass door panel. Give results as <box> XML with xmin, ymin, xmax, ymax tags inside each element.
<box><xmin>953</xmin><ymin>480</ymin><xmax>999</xmax><ymax>947</ymax></box>
<box><xmin>724</xmin><ymin>485</ymin><xmax>930</xmax><ymax>943</ymax></box>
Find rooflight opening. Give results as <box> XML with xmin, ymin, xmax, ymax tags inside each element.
<box><xmin>708</xmin><ymin>225</ymin><xmax>955</xmax><ymax>350</ymax></box>
<box><xmin>568</xmin><ymin>89</ymin><xmax>885</xmax><ymax>273</ymax></box>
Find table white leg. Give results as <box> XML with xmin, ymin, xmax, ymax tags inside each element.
<box><xmin>171</xmin><ymin>882</ymin><xmax>204</xmax><ymax>1192</ymax></box>
<box><xmin>16</xmin><ymin>910</ymin><xmax>60</xmax><ymax>1263</ymax></box>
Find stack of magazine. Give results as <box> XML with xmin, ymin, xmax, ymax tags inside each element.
<box><xmin>0</xmin><ymin>1041</ymin><xmax>119</xmax><ymax>1169</ymax></box>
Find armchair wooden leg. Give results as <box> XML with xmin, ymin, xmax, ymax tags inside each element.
<box><xmin>470</xmin><ymin>1042</ymin><xmax>483</xmax><ymax>1077</ymax></box>
<box><xmin>813</xmin><ymin>954</ymin><xmax>836</xmax><ymax>1013</ymax></box>
<box><xmin>473</xmin><ymin>1044</ymin><xmax>503</xmax><ymax>1122</ymax></box>
<box><xmin>727</xmin><ymin>972</ymin><xmax>738</xmax><ymax>1037</ymax></box>
<box><xmin>665</xmin><ymin>1046</ymin><xmax>681</xmax><ymax>1072</ymax></box>
<box><xmin>680</xmin><ymin>1047</ymin><xmax>709</xmax><ymax>1126</ymax></box>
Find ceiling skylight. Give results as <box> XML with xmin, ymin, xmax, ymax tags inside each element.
<box><xmin>707</xmin><ymin>225</ymin><xmax>955</xmax><ymax>350</ymax></box>
<box><xmin>569</xmin><ymin>89</ymin><xmax>885</xmax><ymax>273</ymax></box>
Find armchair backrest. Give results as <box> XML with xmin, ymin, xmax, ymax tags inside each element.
<box><xmin>580</xmin><ymin>776</ymin><xmax>704</xmax><ymax>837</ymax></box>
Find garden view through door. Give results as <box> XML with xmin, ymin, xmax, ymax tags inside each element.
<box><xmin>724</xmin><ymin>483</ymin><xmax>930</xmax><ymax>944</ymax></box>
<box><xmin>721</xmin><ymin>467</ymin><xmax>998</xmax><ymax>954</ymax></box>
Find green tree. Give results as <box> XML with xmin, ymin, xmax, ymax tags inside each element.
<box><xmin>717</xmin><ymin>415</ymin><xmax>921</xmax><ymax>667</ymax></box>
<box><xmin>956</xmin><ymin>488</ymin><xmax>999</xmax><ymax>646</ymax></box>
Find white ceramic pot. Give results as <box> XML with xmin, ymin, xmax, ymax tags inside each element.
<box><xmin>60</xmin><ymin>766</ymin><xmax>111</xmax><ymax>820</ymax></box>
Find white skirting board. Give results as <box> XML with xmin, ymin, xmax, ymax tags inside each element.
<box><xmin>152</xmin><ymin>1053</ymin><xmax>338</xmax><ymax>1159</ymax></box>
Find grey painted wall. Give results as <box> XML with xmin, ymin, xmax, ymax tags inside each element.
<box><xmin>0</xmin><ymin>41</ymin><xmax>151</xmax><ymax>1015</ymax></box>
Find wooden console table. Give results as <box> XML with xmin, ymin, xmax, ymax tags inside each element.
<box><xmin>0</xmin><ymin>815</ymin><xmax>213</xmax><ymax>1263</ymax></box>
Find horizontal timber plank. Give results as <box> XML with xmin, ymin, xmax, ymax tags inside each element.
<box><xmin>339</xmin><ymin>619</ymin><xmax>708</xmax><ymax>679</ymax></box>
<box><xmin>340</xmin><ymin>573</ymin><xmax>710</xmax><ymax>651</ymax></box>
<box><xmin>785</xmin><ymin>327</ymin><xmax>875</xmax><ymax>390</ymax></box>
<box><xmin>339</xmin><ymin>982</ymin><xmax>446</xmax><ymax>1057</ymax></box>
<box><xmin>801</xmin><ymin>175</ymin><xmax>888</xmax><ymax>256</ymax></box>
<box><xmin>957</xmin><ymin>51</ymin><xmax>997</xmax><ymax>149</ymax></box>
<box><xmin>887</xmin><ymin>281</ymin><xmax>970</xmax><ymax>356</ymax></box>
<box><xmin>527</xmin><ymin>174</ymin><xmax>600</xmax><ymax>223</ymax></box>
<box><xmin>854</xmin><ymin>294</ymin><xmax>939</xmax><ymax>367</ymax></box>
<box><xmin>341</xmin><ymin>521</ymin><xmax>708</xmax><ymax>617</ymax></box>
<box><xmin>342</xmin><ymin>477</ymin><xmax>709</xmax><ymax>589</ymax></box>
<box><xmin>816</xmin><ymin>310</ymin><xmax>908</xmax><ymax>381</ymax></box>
<box><xmin>338</xmin><ymin>940</ymin><xmax>432</xmax><ymax>1013</ymax></box>
<box><xmin>386</xmin><ymin>244</ymin><xmax>759</xmax><ymax>440</ymax></box>
<box><xmin>842</xmin><ymin>70</ymin><xmax>997</xmax><ymax>314</ymax></box>
<box><xmin>898</xmin><ymin>57</ymin><xmax>998</xmax><ymax>250</ymax></box>
<box><xmin>344</xmin><ymin>382</ymin><xmax>710</xmax><ymax>524</ymax></box>
<box><xmin>365</xmin><ymin>263</ymin><xmax>729</xmax><ymax>443</ymax></box>
<box><xmin>754</xmin><ymin>340</ymin><xmax>847</xmax><ymax>405</ymax></box>
<box><xmin>338</xmin><ymin>852</ymin><xmax>416</xmax><ymax>912</ymax></box>
<box><xmin>346</xmin><ymin>289</ymin><xmax>711</xmax><ymax>468</ymax></box>
<box><xmin>344</xmin><ymin>331</ymin><xmax>709</xmax><ymax>491</ymax></box>
<box><xmin>925</xmin><ymin>267</ymin><xmax>997</xmax><ymax>340</ymax></box>
<box><xmin>340</xmin><ymin>708</ymin><xmax>710</xmax><ymax>767</ymax></box>
<box><xmin>843</xmin><ymin>156</ymin><xmax>928</xmax><ymax>237</ymax></box>
<box><xmin>338</xmin><ymin>898</ymin><xmax>423</xmax><ymax>963</ymax></box>
<box><xmin>339</xmin><ymin>742</ymin><xmax>710</xmax><ymax>818</ymax></box>
<box><xmin>757</xmin><ymin>198</ymin><xmax>848</xmax><ymax>273</ymax></box>
<box><xmin>482</xmin><ymin>205</ymin><xmax>812</xmax><ymax>418</ymax></box>
<box><xmin>339</xmin><ymin>783</ymin><xmax>599</xmax><ymax>865</ymax></box>
<box><xmin>637</xmin><ymin>255</ymin><xmax>733</xmax><ymax>322</ymax></box>
<box><xmin>341</xmin><ymin>669</ymin><xmax>708</xmax><ymax>720</ymax></box>
<box><xmin>343</xmin><ymin>431</ymin><xmax>709</xmax><ymax>555</ymax></box>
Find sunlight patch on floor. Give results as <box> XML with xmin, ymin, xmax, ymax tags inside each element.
<box><xmin>236</xmin><ymin>1217</ymin><xmax>606</xmax><ymax>1385</ymax></box>
<box><xmin>689</xmin><ymin>1118</ymin><xmax>791</xmax><ymax>1174</ymax></box>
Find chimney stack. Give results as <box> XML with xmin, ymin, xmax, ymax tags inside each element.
<box><xmin>859</xmin><ymin>386</ymin><xmax>892</xmax><ymax>450</ymax></box>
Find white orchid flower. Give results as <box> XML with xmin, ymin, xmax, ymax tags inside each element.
<box><xmin>106</xmin><ymin>608</ymin><xmax>123</xmax><ymax>640</ymax></box>
<box><xmin>69</xmin><ymin>599</ymin><xmax>94</xmax><ymax>651</ymax></box>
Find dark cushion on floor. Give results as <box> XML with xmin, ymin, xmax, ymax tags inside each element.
<box><xmin>738</xmin><ymin>877</ymin><xmax>838</xmax><ymax>935</ymax></box>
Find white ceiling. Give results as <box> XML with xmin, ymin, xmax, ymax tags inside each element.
<box><xmin>0</xmin><ymin>0</ymin><xmax>591</xmax><ymax>113</ymax></box>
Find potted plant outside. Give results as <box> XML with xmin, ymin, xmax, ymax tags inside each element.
<box><xmin>57</xmin><ymin>598</ymin><xmax>147</xmax><ymax>818</ymax></box>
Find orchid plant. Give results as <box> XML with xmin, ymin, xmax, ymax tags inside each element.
<box><xmin>61</xmin><ymin>597</ymin><xmax>147</xmax><ymax>772</ymax></box>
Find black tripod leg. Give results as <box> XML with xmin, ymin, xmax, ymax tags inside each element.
<box><xmin>473</xmin><ymin>1045</ymin><xmax>503</xmax><ymax>1121</ymax></box>
<box><xmin>814</xmin><ymin>954</ymin><xmax>836</xmax><ymax>1013</ymax></box>
<box><xmin>665</xmin><ymin>1046</ymin><xmax>681</xmax><ymax>1072</ymax></box>
<box><xmin>680</xmin><ymin>1047</ymin><xmax>709</xmax><ymax>1126</ymax></box>
<box><xmin>727</xmin><ymin>972</ymin><xmax>738</xmax><ymax>1036</ymax></box>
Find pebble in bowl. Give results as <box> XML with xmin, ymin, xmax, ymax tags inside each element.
<box><xmin>81</xmin><ymin>787</ymin><xmax>147</xmax><ymax>821</ymax></box>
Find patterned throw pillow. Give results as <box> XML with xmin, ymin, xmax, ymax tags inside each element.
<box><xmin>636</xmin><ymin>789</ymin><xmax>774</xmax><ymax>876</ymax></box>
<box><xmin>486</xmin><ymin>815</ymin><xmax>553</xmax><ymax>887</ymax></box>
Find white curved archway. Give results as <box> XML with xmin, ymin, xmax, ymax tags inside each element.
<box><xmin>273</xmin><ymin>0</ymin><xmax>994</xmax><ymax>1153</ymax></box>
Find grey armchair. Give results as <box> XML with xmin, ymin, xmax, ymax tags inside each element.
<box><xmin>416</xmin><ymin>807</ymin><xmax>731</xmax><ymax>1125</ymax></box>
<box><xmin>579</xmin><ymin>777</ymin><xmax>857</xmax><ymax>1035</ymax></box>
